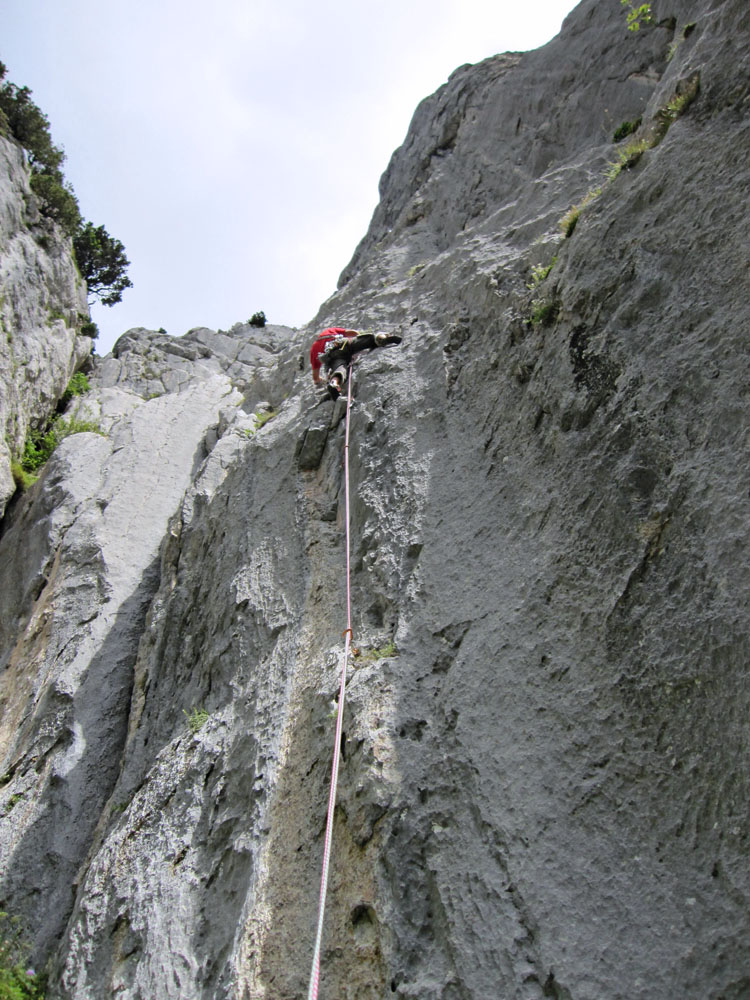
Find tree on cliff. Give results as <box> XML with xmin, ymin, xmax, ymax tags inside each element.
<box><xmin>73</xmin><ymin>223</ymin><xmax>133</xmax><ymax>306</ymax></box>
<box><xmin>0</xmin><ymin>62</ymin><xmax>63</xmax><ymax>172</ymax></box>
<box><xmin>0</xmin><ymin>61</ymin><xmax>132</xmax><ymax>308</ymax></box>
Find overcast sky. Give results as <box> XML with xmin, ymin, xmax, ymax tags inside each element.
<box><xmin>2</xmin><ymin>0</ymin><xmax>577</xmax><ymax>355</ymax></box>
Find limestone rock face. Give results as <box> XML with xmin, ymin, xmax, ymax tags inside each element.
<box><xmin>0</xmin><ymin>134</ymin><xmax>92</xmax><ymax>517</ymax></box>
<box><xmin>0</xmin><ymin>324</ymin><xmax>293</xmax><ymax>965</ymax></box>
<box><xmin>1</xmin><ymin>0</ymin><xmax>750</xmax><ymax>998</ymax></box>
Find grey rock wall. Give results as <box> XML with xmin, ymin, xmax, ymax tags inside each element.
<box><xmin>0</xmin><ymin>324</ymin><xmax>293</xmax><ymax>966</ymax></box>
<box><xmin>0</xmin><ymin>134</ymin><xmax>92</xmax><ymax>517</ymax></box>
<box><xmin>1</xmin><ymin>0</ymin><xmax>749</xmax><ymax>997</ymax></box>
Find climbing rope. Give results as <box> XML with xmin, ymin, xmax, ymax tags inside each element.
<box><xmin>307</xmin><ymin>361</ymin><xmax>355</xmax><ymax>1000</ymax></box>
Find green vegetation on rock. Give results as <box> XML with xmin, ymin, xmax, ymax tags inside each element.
<box><xmin>559</xmin><ymin>186</ymin><xmax>602</xmax><ymax>238</ymax></box>
<box><xmin>255</xmin><ymin>409</ymin><xmax>277</xmax><ymax>430</ymax></box>
<box><xmin>72</xmin><ymin>223</ymin><xmax>133</xmax><ymax>307</ymax></box>
<box><xmin>78</xmin><ymin>320</ymin><xmax>99</xmax><ymax>340</ymax></box>
<box><xmin>184</xmin><ymin>707</ymin><xmax>210</xmax><ymax>734</ymax></box>
<box><xmin>620</xmin><ymin>0</ymin><xmax>652</xmax><ymax>32</ymax></box>
<box><xmin>613</xmin><ymin>117</ymin><xmax>642</xmax><ymax>142</ymax></box>
<box><xmin>10</xmin><ymin>461</ymin><xmax>37</xmax><ymax>492</ymax></box>
<box><xmin>0</xmin><ymin>912</ymin><xmax>46</xmax><ymax>999</ymax></box>
<box><xmin>59</xmin><ymin>372</ymin><xmax>90</xmax><ymax>406</ymax></box>
<box><xmin>0</xmin><ymin>62</ymin><xmax>132</xmax><ymax>310</ymax></box>
<box><xmin>19</xmin><ymin>414</ymin><xmax>103</xmax><ymax>481</ymax></box>
<box><xmin>530</xmin><ymin>298</ymin><xmax>559</xmax><ymax>326</ymax></box>
<box><xmin>606</xmin><ymin>137</ymin><xmax>650</xmax><ymax>178</ymax></box>
<box><xmin>359</xmin><ymin>640</ymin><xmax>398</xmax><ymax>661</ymax></box>
<box><xmin>561</xmin><ymin>76</ymin><xmax>699</xmax><ymax>238</ymax></box>
<box><xmin>526</xmin><ymin>258</ymin><xmax>557</xmax><ymax>290</ymax></box>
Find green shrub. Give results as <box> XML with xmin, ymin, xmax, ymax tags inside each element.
<box><xmin>55</xmin><ymin>417</ymin><xmax>101</xmax><ymax>440</ymax></box>
<box><xmin>4</xmin><ymin>794</ymin><xmax>24</xmax><ymax>814</ymax></box>
<box><xmin>20</xmin><ymin>417</ymin><xmax>103</xmax><ymax>474</ymax></box>
<box><xmin>183</xmin><ymin>707</ymin><xmax>209</xmax><ymax>734</ymax></box>
<box><xmin>59</xmin><ymin>372</ymin><xmax>90</xmax><ymax>407</ymax></box>
<box><xmin>28</xmin><ymin>172</ymin><xmax>81</xmax><ymax>236</ymax></box>
<box><xmin>530</xmin><ymin>299</ymin><xmax>558</xmax><ymax>327</ymax></box>
<box><xmin>10</xmin><ymin>461</ymin><xmax>37</xmax><ymax>492</ymax></box>
<box><xmin>79</xmin><ymin>320</ymin><xmax>99</xmax><ymax>340</ymax></box>
<box><xmin>0</xmin><ymin>65</ymin><xmax>64</xmax><ymax>174</ymax></box>
<box><xmin>620</xmin><ymin>0</ymin><xmax>652</xmax><ymax>31</ymax></box>
<box><xmin>20</xmin><ymin>435</ymin><xmax>50</xmax><ymax>474</ymax></box>
<box><xmin>526</xmin><ymin>257</ymin><xmax>557</xmax><ymax>290</ymax></box>
<box><xmin>0</xmin><ymin>911</ymin><xmax>47</xmax><ymax>999</ymax></box>
<box><xmin>249</xmin><ymin>311</ymin><xmax>266</xmax><ymax>328</ymax></box>
<box><xmin>613</xmin><ymin>117</ymin><xmax>641</xmax><ymax>142</ymax></box>
<box><xmin>0</xmin><ymin>62</ymin><xmax>80</xmax><ymax>236</ymax></box>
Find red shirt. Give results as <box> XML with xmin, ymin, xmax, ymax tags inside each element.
<box><xmin>310</xmin><ymin>327</ymin><xmax>356</xmax><ymax>377</ymax></box>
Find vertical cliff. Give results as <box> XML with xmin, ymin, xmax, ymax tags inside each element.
<box><xmin>0</xmin><ymin>133</ymin><xmax>92</xmax><ymax>517</ymax></box>
<box><xmin>1</xmin><ymin>0</ymin><xmax>749</xmax><ymax>997</ymax></box>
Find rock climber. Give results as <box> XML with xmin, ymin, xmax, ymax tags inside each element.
<box><xmin>310</xmin><ymin>326</ymin><xmax>402</xmax><ymax>400</ymax></box>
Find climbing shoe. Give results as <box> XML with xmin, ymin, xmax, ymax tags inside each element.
<box><xmin>374</xmin><ymin>332</ymin><xmax>403</xmax><ymax>347</ymax></box>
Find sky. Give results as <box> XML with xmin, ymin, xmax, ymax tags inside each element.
<box><xmin>1</xmin><ymin>0</ymin><xmax>578</xmax><ymax>355</ymax></box>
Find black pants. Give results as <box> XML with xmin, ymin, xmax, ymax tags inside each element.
<box><xmin>323</xmin><ymin>334</ymin><xmax>378</xmax><ymax>382</ymax></box>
